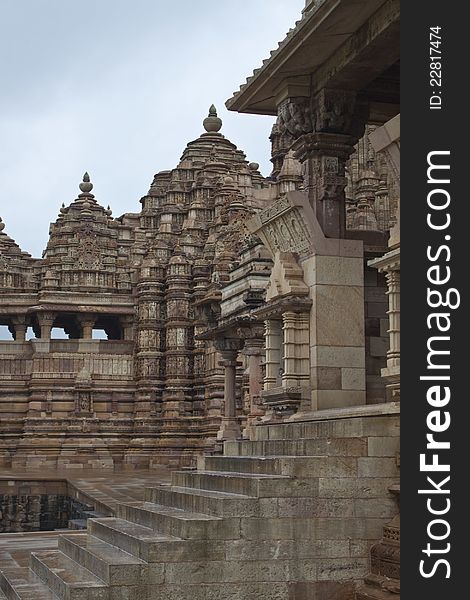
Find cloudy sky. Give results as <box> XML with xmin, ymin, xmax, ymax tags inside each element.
<box><xmin>0</xmin><ymin>0</ymin><xmax>304</xmax><ymax>258</ymax></box>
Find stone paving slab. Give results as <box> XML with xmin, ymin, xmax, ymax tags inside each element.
<box><xmin>0</xmin><ymin>468</ymin><xmax>171</xmax><ymax>516</ymax></box>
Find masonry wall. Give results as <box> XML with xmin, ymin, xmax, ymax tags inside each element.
<box><xmin>0</xmin><ymin>480</ymin><xmax>68</xmax><ymax>532</ymax></box>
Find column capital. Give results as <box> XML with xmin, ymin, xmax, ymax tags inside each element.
<box><xmin>243</xmin><ymin>338</ymin><xmax>265</xmax><ymax>356</ymax></box>
<box><xmin>213</xmin><ymin>338</ymin><xmax>244</xmax><ymax>355</ymax></box>
<box><xmin>37</xmin><ymin>311</ymin><xmax>56</xmax><ymax>325</ymax></box>
<box><xmin>292</xmin><ymin>131</ymin><xmax>357</xmax><ymax>164</ymax></box>
<box><xmin>77</xmin><ymin>313</ymin><xmax>96</xmax><ymax>326</ymax></box>
<box><xmin>277</xmin><ymin>88</ymin><xmax>368</xmax><ymax>145</ymax></box>
<box><xmin>11</xmin><ymin>315</ymin><xmax>28</xmax><ymax>326</ymax></box>
<box><xmin>219</xmin><ymin>357</ymin><xmax>238</xmax><ymax>369</ymax></box>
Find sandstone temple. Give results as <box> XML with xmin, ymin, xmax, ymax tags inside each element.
<box><xmin>0</xmin><ymin>1</ymin><xmax>401</xmax><ymax>599</ymax></box>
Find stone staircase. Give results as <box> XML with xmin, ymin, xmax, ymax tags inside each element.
<box><xmin>0</xmin><ymin>411</ymin><xmax>399</xmax><ymax>600</ymax></box>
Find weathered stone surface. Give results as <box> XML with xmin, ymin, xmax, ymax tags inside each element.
<box><xmin>0</xmin><ymin>2</ymin><xmax>401</xmax><ymax>599</ymax></box>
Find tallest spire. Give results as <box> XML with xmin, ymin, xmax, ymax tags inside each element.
<box><xmin>203</xmin><ymin>104</ymin><xmax>222</xmax><ymax>132</ymax></box>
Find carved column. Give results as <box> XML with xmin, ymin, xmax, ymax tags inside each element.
<box><xmin>299</xmin><ymin>133</ymin><xmax>356</xmax><ymax>238</ymax></box>
<box><xmin>281</xmin><ymin>311</ymin><xmax>297</xmax><ymax>387</ymax></box>
<box><xmin>78</xmin><ymin>315</ymin><xmax>95</xmax><ymax>340</ymax></box>
<box><xmin>280</xmin><ymin>311</ymin><xmax>311</xmax><ymax>413</ymax></box>
<box><xmin>264</xmin><ymin>319</ymin><xmax>282</xmax><ymax>390</ymax></box>
<box><xmin>384</xmin><ymin>267</ymin><xmax>400</xmax><ymax>400</ymax></box>
<box><xmin>243</xmin><ymin>338</ymin><xmax>265</xmax><ymax>419</ymax></box>
<box><xmin>386</xmin><ymin>270</ymin><xmax>400</xmax><ymax>369</ymax></box>
<box><xmin>278</xmin><ymin>89</ymin><xmax>367</xmax><ymax>239</ymax></box>
<box><xmin>12</xmin><ymin>317</ymin><xmax>27</xmax><ymax>342</ymax></box>
<box><xmin>37</xmin><ymin>312</ymin><xmax>55</xmax><ymax>340</ymax></box>
<box><xmin>223</xmin><ymin>354</ymin><xmax>237</xmax><ymax>419</ymax></box>
<box><xmin>215</xmin><ymin>339</ymin><xmax>244</xmax><ymax>441</ymax></box>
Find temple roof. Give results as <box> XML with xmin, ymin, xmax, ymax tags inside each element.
<box><xmin>225</xmin><ymin>0</ymin><xmax>399</xmax><ymax>116</ymax></box>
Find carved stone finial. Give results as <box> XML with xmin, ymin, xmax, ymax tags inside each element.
<box><xmin>203</xmin><ymin>105</ymin><xmax>222</xmax><ymax>133</ymax></box>
<box><xmin>0</xmin><ymin>217</ymin><xmax>4</xmax><ymax>232</ymax></box>
<box><xmin>79</xmin><ymin>172</ymin><xmax>93</xmax><ymax>194</ymax></box>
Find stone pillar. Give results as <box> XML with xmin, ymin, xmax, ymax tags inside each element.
<box><xmin>223</xmin><ymin>353</ymin><xmax>237</xmax><ymax>419</ymax></box>
<box><xmin>121</xmin><ymin>317</ymin><xmax>134</xmax><ymax>341</ymax></box>
<box><xmin>215</xmin><ymin>339</ymin><xmax>244</xmax><ymax>441</ymax></box>
<box><xmin>386</xmin><ymin>270</ymin><xmax>400</xmax><ymax>369</ymax></box>
<box><xmin>264</xmin><ymin>319</ymin><xmax>282</xmax><ymax>390</ymax></box>
<box><xmin>281</xmin><ymin>311</ymin><xmax>297</xmax><ymax>387</ymax></box>
<box><xmin>381</xmin><ymin>266</ymin><xmax>400</xmax><ymax>400</ymax></box>
<box><xmin>12</xmin><ymin>318</ymin><xmax>27</xmax><ymax>342</ymax></box>
<box><xmin>278</xmin><ymin>89</ymin><xmax>367</xmax><ymax>239</ymax></box>
<box><xmin>300</xmin><ymin>132</ymin><xmax>358</xmax><ymax>238</ymax></box>
<box><xmin>243</xmin><ymin>338</ymin><xmax>265</xmax><ymax>418</ymax></box>
<box><xmin>37</xmin><ymin>312</ymin><xmax>55</xmax><ymax>340</ymax></box>
<box><xmin>280</xmin><ymin>311</ymin><xmax>311</xmax><ymax>413</ymax></box>
<box><xmin>78</xmin><ymin>315</ymin><xmax>95</xmax><ymax>340</ymax></box>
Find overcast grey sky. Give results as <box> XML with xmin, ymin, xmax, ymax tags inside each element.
<box><xmin>0</xmin><ymin>0</ymin><xmax>304</xmax><ymax>258</ymax></box>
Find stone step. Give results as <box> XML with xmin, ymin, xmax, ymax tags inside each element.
<box><xmin>253</xmin><ymin>411</ymin><xmax>399</xmax><ymax>442</ymax></box>
<box><xmin>145</xmin><ymin>485</ymin><xmax>266</xmax><ymax>517</ymax></box>
<box><xmin>200</xmin><ymin>456</ymin><xmax>281</xmax><ymax>475</ymax></box>
<box><xmin>172</xmin><ymin>470</ymin><xmax>294</xmax><ymax>498</ymax></box>
<box><xmin>200</xmin><ymin>455</ymin><xmax>359</xmax><ymax>478</ymax></box>
<box><xmin>88</xmin><ymin>518</ymin><xmax>224</xmax><ymax>564</ymax></box>
<box><xmin>116</xmin><ymin>501</ymin><xmax>240</xmax><ymax>540</ymax></box>
<box><xmin>67</xmin><ymin>521</ymin><xmax>87</xmax><ymax>531</ymax></box>
<box><xmin>224</xmin><ymin>436</ymin><xmax>367</xmax><ymax>457</ymax></box>
<box><xmin>355</xmin><ymin>583</ymin><xmax>400</xmax><ymax>600</ymax></box>
<box><xmin>82</xmin><ymin>512</ymin><xmax>105</xmax><ymax>520</ymax></box>
<box><xmin>58</xmin><ymin>534</ymin><xmax>147</xmax><ymax>586</ymax></box>
<box><xmin>0</xmin><ymin>567</ymin><xmax>59</xmax><ymax>600</ymax></box>
<box><xmin>88</xmin><ymin>518</ymin><xmax>181</xmax><ymax>562</ymax></box>
<box><xmin>30</xmin><ymin>550</ymin><xmax>108</xmax><ymax>600</ymax></box>
<box><xmin>363</xmin><ymin>574</ymin><xmax>400</xmax><ymax>593</ymax></box>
